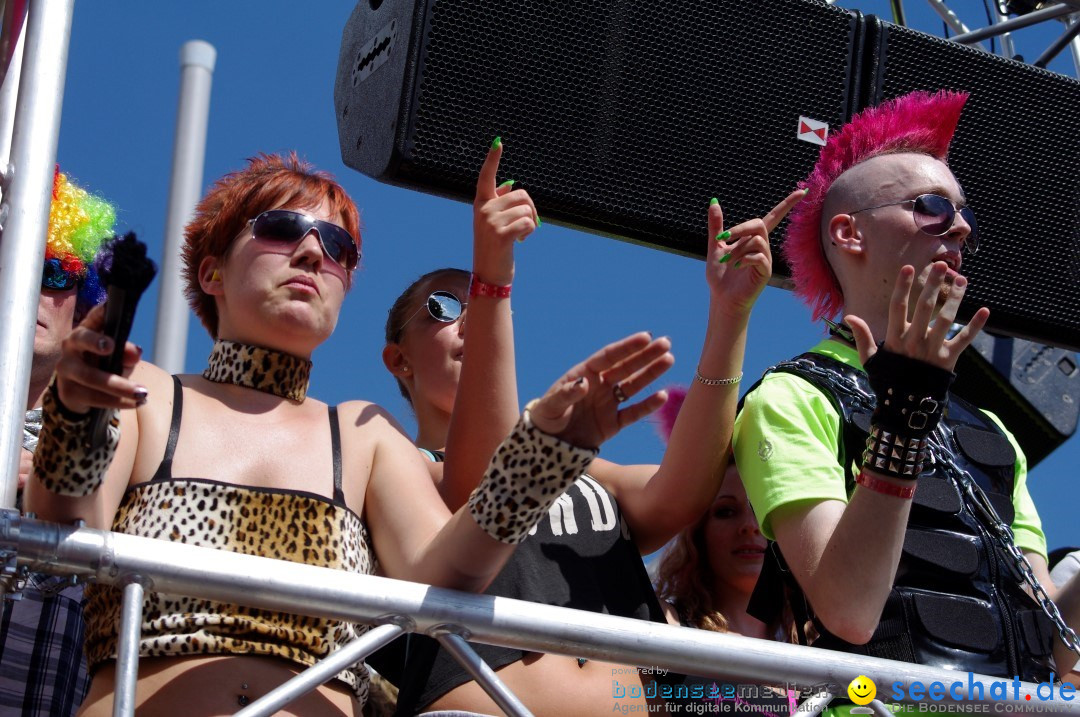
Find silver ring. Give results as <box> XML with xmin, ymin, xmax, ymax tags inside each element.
<box><xmin>612</xmin><ymin>382</ymin><xmax>628</xmax><ymax>403</ymax></box>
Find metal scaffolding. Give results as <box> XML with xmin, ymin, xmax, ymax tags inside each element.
<box><xmin>1</xmin><ymin>511</ymin><xmax>1076</xmax><ymax>717</ymax></box>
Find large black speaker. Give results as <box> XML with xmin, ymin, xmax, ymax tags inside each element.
<box><xmin>953</xmin><ymin>333</ymin><xmax>1080</xmax><ymax>467</ymax></box>
<box><xmin>335</xmin><ymin>0</ymin><xmax>863</xmax><ymax>265</ymax></box>
<box><xmin>865</xmin><ymin>20</ymin><xmax>1080</xmax><ymax>353</ymax></box>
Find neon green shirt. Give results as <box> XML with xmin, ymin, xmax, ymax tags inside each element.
<box><xmin>733</xmin><ymin>338</ymin><xmax>1047</xmax><ymax>559</ymax></box>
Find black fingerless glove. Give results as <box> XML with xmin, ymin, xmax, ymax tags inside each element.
<box><xmin>862</xmin><ymin>346</ymin><xmax>955</xmax><ymax>479</ymax></box>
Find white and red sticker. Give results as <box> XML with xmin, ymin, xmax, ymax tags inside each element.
<box><xmin>797</xmin><ymin>116</ymin><xmax>829</xmax><ymax>146</ymax></box>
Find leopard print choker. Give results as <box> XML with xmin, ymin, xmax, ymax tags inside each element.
<box><xmin>203</xmin><ymin>340</ymin><xmax>312</xmax><ymax>402</ymax></box>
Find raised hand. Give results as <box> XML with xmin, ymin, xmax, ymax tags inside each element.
<box><xmin>472</xmin><ymin>138</ymin><xmax>539</xmax><ymax>286</ymax></box>
<box><xmin>847</xmin><ymin>262</ymin><xmax>990</xmax><ymax>371</ymax></box>
<box><xmin>54</xmin><ymin>303</ymin><xmax>144</xmax><ymax>414</ymax></box>
<box><xmin>707</xmin><ymin>189</ymin><xmax>804</xmax><ymax>316</ymax></box>
<box><xmin>528</xmin><ymin>332</ymin><xmax>673</xmax><ymax>449</ymax></box>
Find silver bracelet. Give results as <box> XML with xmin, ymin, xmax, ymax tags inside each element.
<box><xmin>694</xmin><ymin>369</ymin><xmax>743</xmax><ymax>386</ymax></box>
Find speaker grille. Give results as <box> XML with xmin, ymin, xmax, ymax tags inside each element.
<box><xmin>874</xmin><ymin>23</ymin><xmax>1080</xmax><ymax>345</ymax></box>
<box><xmin>399</xmin><ymin>0</ymin><xmax>859</xmax><ymax>261</ymax></box>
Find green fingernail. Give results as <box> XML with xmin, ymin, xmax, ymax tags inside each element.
<box><xmin>536</xmin><ymin>215</ymin><xmax>542</xmax><ymax>227</ymax></box>
<box><xmin>734</xmin><ymin>260</ymin><xmax>742</xmax><ymax>268</ymax></box>
<box><xmin>715</xmin><ymin>230</ymin><xmax>731</xmax><ymax>242</ymax></box>
<box><xmin>498</xmin><ymin>179</ymin><xmax>516</xmax><ymax>189</ymax></box>
<box><xmin>491</xmin><ymin>136</ymin><xmax>502</xmax><ymax>150</ymax></box>
<box><xmin>719</xmin><ymin>252</ymin><xmax>732</xmax><ymax>263</ymax></box>
<box><xmin>709</xmin><ymin>197</ymin><xmax>719</xmax><ymax>206</ymax></box>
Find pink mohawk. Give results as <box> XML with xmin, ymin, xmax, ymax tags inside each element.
<box><xmin>783</xmin><ymin>90</ymin><xmax>969</xmax><ymax>321</ymax></box>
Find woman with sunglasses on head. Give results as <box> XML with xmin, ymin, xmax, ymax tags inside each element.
<box><xmin>25</xmin><ymin>152</ymin><xmax>669</xmax><ymax>717</ymax></box>
<box><xmin>376</xmin><ymin>141</ymin><xmax>805</xmax><ymax>716</ymax></box>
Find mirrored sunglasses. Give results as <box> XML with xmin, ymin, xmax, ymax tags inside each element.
<box><xmin>41</xmin><ymin>258</ymin><xmax>78</xmax><ymax>291</ymax></box>
<box><xmin>249</xmin><ymin>209</ymin><xmax>359</xmax><ymax>270</ymax></box>
<box><xmin>850</xmin><ymin>193</ymin><xmax>979</xmax><ymax>254</ymax></box>
<box><xmin>396</xmin><ymin>291</ymin><xmax>465</xmax><ymax>339</ymax></box>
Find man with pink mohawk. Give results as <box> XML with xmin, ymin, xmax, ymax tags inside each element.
<box><xmin>734</xmin><ymin>90</ymin><xmax>1079</xmax><ymax>698</ymax></box>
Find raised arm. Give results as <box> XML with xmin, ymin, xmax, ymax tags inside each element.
<box><xmin>596</xmin><ymin>191</ymin><xmax>804</xmax><ymax>554</ymax></box>
<box><xmin>770</xmin><ymin>264</ymin><xmax>989</xmax><ymax>643</ymax></box>
<box><xmin>440</xmin><ymin>139</ymin><xmax>537</xmax><ymax>511</ymax></box>
<box><xmin>365</xmin><ymin>333</ymin><xmax>672</xmax><ymax>590</ymax></box>
<box><xmin>25</xmin><ymin>303</ymin><xmax>158</xmax><ymax>529</ymax></box>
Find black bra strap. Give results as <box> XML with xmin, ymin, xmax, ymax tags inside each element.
<box><xmin>329</xmin><ymin>406</ymin><xmax>344</xmax><ymax>503</ymax></box>
<box><xmin>150</xmin><ymin>376</ymin><xmax>184</xmax><ymax>483</ymax></box>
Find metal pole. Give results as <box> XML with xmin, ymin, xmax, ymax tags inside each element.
<box><xmin>152</xmin><ymin>40</ymin><xmax>215</xmax><ymax>374</ymax></box>
<box><xmin>113</xmin><ymin>578</ymin><xmax>146</xmax><ymax>717</ymax></box>
<box><xmin>7</xmin><ymin>519</ymin><xmax>1075</xmax><ymax>713</ymax></box>
<box><xmin>798</xmin><ymin>692</ymin><xmax>835</xmax><ymax>716</ymax></box>
<box><xmin>1034</xmin><ymin>16</ymin><xmax>1080</xmax><ymax>67</ymax></box>
<box><xmin>952</xmin><ymin>3</ymin><xmax>1077</xmax><ymax>44</ymax></box>
<box><xmin>0</xmin><ymin>0</ymin><xmax>75</xmax><ymax>515</ymax></box>
<box><xmin>994</xmin><ymin>5</ymin><xmax>1016</xmax><ymax>60</ymax></box>
<box><xmin>436</xmin><ymin>632</ymin><xmax>534</xmax><ymax>717</ymax></box>
<box><xmin>234</xmin><ymin>624</ymin><xmax>403</xmax><ymax>717</ymax></box>
<box><xmin>1072</xmin><ymin>21</ymin><xmax>1080</xmax><ymax>76</ymax></box>
<box><xmin>925</xmin><ymin>0</ymin><xmax>974</xmax><ymax>35</ymax></box>
<box><xmin>0</xmin><ymin>0</ymin><xmax>27</xmax><ymax>172</ymax></box>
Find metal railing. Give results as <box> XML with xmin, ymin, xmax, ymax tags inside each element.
<box><xmin>1</xmin><ymin>510</ymin><xmax>1075</xmax><ymax>717</ymax></box>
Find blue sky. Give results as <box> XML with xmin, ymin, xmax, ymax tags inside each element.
<box><xmin>53</xmin><ymin>1</ymin><xmax>1078</xmax><ymax>550</ymax></box>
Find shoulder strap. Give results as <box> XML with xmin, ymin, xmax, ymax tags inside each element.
<box><xmin>329</xmin><ymin>406</ymin><xmax>344</xmax><ymax>503</ymax></box>
<box><xmin>150</xmin><ymin>376</ymin><xmax>184</xmax><ymax>483</ymax></box>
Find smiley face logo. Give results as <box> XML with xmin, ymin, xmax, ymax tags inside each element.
<box><xmin>847</xmin><ymin>675</ymin><xmax>876</xmax><ymax>705</ymax></box>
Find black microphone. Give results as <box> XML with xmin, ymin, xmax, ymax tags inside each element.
<box><xmin>88</xmin><ymin>232</ymin><xmax>157</xmax><ymax>448</ymax></box>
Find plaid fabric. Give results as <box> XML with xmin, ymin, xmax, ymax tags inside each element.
<box><xmin>0</xmin><ymin>574</ymin><xmax>89</xmax><ymax>716</ymax></box>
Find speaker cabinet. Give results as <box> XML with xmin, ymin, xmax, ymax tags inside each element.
<box><xmin>336</xmin><ymin>0</ymin><xmax>863</xmax><ymax>268</ymax></box>
<box><xmin>953</xmin><ymin>333</ymin><xmax>1080</xmax><ymax>467</ymax></box>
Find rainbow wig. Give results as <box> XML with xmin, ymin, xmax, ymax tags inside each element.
<box><xmin>47</xmin><ymin>165</ymin><xmax>117</xmax><ymax>321</ymax></box>
<box><xmin>783</xmin><ymin>90</ymin><xmax>968</xmax><ymax>321</ymax></box>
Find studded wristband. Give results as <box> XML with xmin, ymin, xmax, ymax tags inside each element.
<box><xmin>862</xmin><ymin>425</ymin><xmax>928</xmax><ymax>480</ymax></box>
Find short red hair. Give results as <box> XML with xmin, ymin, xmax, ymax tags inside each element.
<box><xmin>182</xmin><ymin>152</ymin><xmax>361</xmax><ymax>337</ymax></box>
<box><xmin>783</xmin><ymin>90</ymin><xmax>968</xmax><ymax>321</ymax></box>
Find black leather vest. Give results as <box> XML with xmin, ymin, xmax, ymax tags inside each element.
<box><xmin>748</xmin><ymin>351</ymin><xmax>1057</xmax><ymax>682</ymax></box>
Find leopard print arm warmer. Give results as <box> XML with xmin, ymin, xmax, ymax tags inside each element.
<box><xmin>467</xmin><ymin>407</ymin><xmax>598</xmax><ymax>544</ymax></box>
<box><xmin>33</xmin><ymin>380</ymin><xmax>120</xmax><ymax>497</ymax></box>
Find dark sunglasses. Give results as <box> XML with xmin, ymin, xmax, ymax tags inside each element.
<box><xmin>41</xmin><ymin>258</ymin><xmax>78</xmax><ymax>291</ymax></box>
<box><xmin>249</xmin><ymin>209</ymin><xmax>359</xmax><ymax>271</ymax></box>
<box><xmin>849</xmin><ymin>193</ymin><xmax>979</xmax><ymax>254</ymax></box>
<box><xmin>396</xmin><ymin>291</ymin><xmax>465</xmax><ymax>339</ymax></box>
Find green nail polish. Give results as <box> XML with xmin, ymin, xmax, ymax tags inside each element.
<box><xmin>491</xmin><ymin>136</ymin><xmax>502</xmax><ymax>150</ymax></box>
<box><xmin>719</xmin><ymin>253</ymin><xmax>732</xmax><ymax>263</ymax></box>
<box><xmin>536</xmin><ymin>215</ymin><xmax>543</xmax><ymax>227</ymax></box>
<box><xmin>734</xmin><ymin>260</ymin><xmax>742</xmax><ymax>268</ymax></box>
<box><xmin>498</xmin><ymin>179</ymin><xmax>516</xmax><ymax>189</ymax></box>
<box><xmin>715</xmin><ymin>230</ymin><xmax>731</xmax><ymax>242</ymax></box>
<box><xmin>802</xmin><ymin>188</ymin><xmax>810</xmax><ymax>194</ymax></box>
<box><xmin>709</xmin><ymin>197</ymin><xmax>719</xmax><ymax>206</ymax></box>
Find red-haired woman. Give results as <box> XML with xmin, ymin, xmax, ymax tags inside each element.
<box><xmin>26</xmin><ymin>153</ymin><xmax>667</xmax><ymax>716</ymax></box>
<box><xmin>375</xmin><ymin>142</ymin><xmax>803</xmax><ymax>716</ymax></box>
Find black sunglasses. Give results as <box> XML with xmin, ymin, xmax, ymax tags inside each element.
<box><xmin>249</xmin><ymin>209</ymin><xmax>359</xmax><ymax>271</ymax></box>
<box><xmin>849</xmin><ymin>193</ymin><xmax>979</xmax><ymax>254</ymax></box>
<box><xmin>41</xmin><ymin>258</ymin><xmax>78</xmax><ymax>291</ymax></box>
<box><xmin>396</xmin><ymin>291</ymin><xmax>465</xmax><ymax>339</ymax></box>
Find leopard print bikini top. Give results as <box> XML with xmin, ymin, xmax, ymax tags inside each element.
<box><xmin>83</xmin><ymin>376</ymin><xmax>376</xmax><ymax>703</ymax></box>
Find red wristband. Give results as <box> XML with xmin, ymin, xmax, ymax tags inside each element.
<box><xmin>469</xmin><ymin>274</ymin><xmax>512</xmax><ymax>299</ymax></box>
<box><xmin>855</xmin><ymin>470</ymin><xmax>917</xmax><ymax>499</ymax></box>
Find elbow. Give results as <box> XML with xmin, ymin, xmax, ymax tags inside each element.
<box><xmin>813</xmin><ymin>605</ymin><xmax>880</xmax><ymax>645</ymax></box>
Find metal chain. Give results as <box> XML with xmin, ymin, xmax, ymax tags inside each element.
<box><xmin>928</xmin><ymin>433</ymin><xmax>1080</xmax><ymax>659</ymax></box>
<box><xmin>773</xmin><ymin>357</ymin><xmax>1080</xmax><ymax>659</ymax></box>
